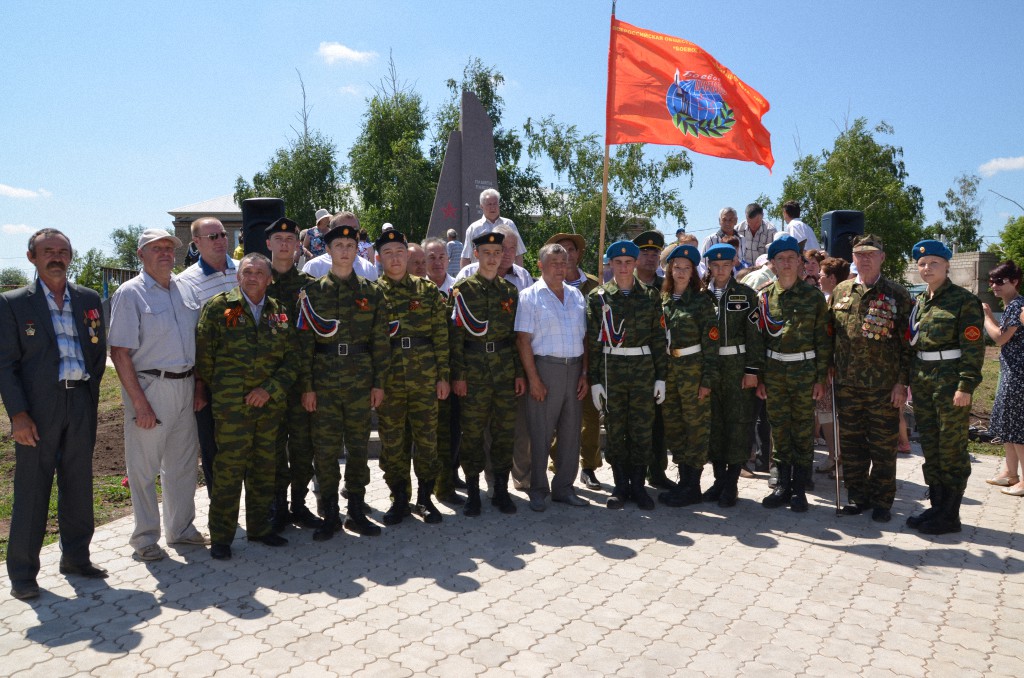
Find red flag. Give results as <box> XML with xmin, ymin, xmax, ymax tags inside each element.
<box><xmin>606</xmin><ymin>17</ymin><xmax>774</xmax><ymax>171</ymax></box>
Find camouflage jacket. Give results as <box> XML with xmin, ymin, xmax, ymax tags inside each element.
<box><xmin>450</xmin><ymin>272</ymin><xmax>522</xmax><ymax>382</ymax></box>
<box><xmin>759</xmin><ymin>278</ymin><xmax>832</xmax><ymax>383</ymax></box>
<box><xmin>375</xmin><ymin>274</ymin><xmax>450</xmax><ymax>385</ymax></box>
<box><xmin>267</xmin><ymin>266</ymin><xmax>314</xmax><ymax>323</ymax></box>
<box><xmin>704</xmin><ymin>277</ymin><xmax>765</xmax><ymax>375</ymax></box>
<box><xmin>662</xmin><ymin>287</ymin><xmax>719</xmax><ymax>390</ymax></box>
<box><xmin>586</xmin><ymin>279</ymin><xmax>668</xmax><ymax>385</ymax></box>
<box><xmin>297</xmin><ymin>270</ymin><xmax>390</xmax><ymax>391</ymax></box>
<box><xmin>911</xmin><ymin>278</ymin><xmax>985</xmax><ymax>393</ymax></box>
<box><xmin>830</xmin><ymin>276</ymin><xmax>913</xmax><ymax>389</ymax></box>
<box><xmin>568</xmin><ymin>270</ymin><xmax>601</xmax><ymax>296</ymax></box>
<box><xmin>635</xmin><ymin>271</ymin><xmax>664</xmax><ymax>293</ymax></box>
<box><xmin>196</xmin><ymin>287</ymin><xmax>295</xmax><ymax>409</ymax></box>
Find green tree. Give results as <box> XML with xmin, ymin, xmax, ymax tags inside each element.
<box><xmin>923</xmin><ymin>173</ymin><xmax>982</xmax><ymax>252</ymax></box>
<box><xmin>108</xmin><ymin>225</ymin><xmax>145</xmax><ymax>271</ymax></box>
<box><xmin>995</xmin><ymin>215</ymin><xmax>1024</xmax><ymax>265</ymax></box>
<box><xmin>235</xmin><ymin>73</ymin><xmax>347</xmax><ymax>230</ymax></box>
<box><xmin>348</xmin><ymin>56</ymin><xmax>434</xmax><ymax>242</ymax></box>
<box><xmin>778</xmin><ymin>118</ymin><xmax>925</xmax><ymax>279</ymax></box>
<box><xmin>0</xmin><ymin>267</ymin><xmax>29</xmax><ymax>287</ymax></box>
<box><xmin>71</xmin><ymin>247</ymin><xmax>112</xmax><ymax>293</ymax></box>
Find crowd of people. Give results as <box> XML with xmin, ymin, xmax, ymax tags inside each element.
<box><xmin>2</xmin><ymin>189</ymin><xmax>1017</xmax><ymax>601</ymax></box>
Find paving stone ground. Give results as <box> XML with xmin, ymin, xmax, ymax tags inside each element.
<box><xmin>1</xmin><ymin>445</ymin><xmax>1021</xmax><ymax>677</ymax></box>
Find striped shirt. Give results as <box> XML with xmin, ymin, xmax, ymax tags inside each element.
<box><xmin>176</xmin><ymin>255</ymin><xmax>239</xmax><ymax>306</ymax></box>
<box><xmin>40</xmin><ymin>280</ymin><xmax>87</xmax><ymax>382</ymax></box>
<box><xmin>736</xmin><ymin>220</ymin><xmax>778</xmax><ymax>263</ymax></box>
<box><xmin>514</xmin><ymin>278</ymin><xmax>586</xmax><ymax>359</ymax></box>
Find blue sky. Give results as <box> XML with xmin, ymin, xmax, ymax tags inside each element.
<box><xmin>2</xmin><ymin>1</ymin><xmax>1023</xmax><ymax>277</ymax></box>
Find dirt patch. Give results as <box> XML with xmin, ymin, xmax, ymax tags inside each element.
<box><xmin>93</xmin><ymin>409</ymin><xmax>126</xmax><ymax>476</ymax></box>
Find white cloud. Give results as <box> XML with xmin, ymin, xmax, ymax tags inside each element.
<box><xmin>338</xmin><ymin>84</ymin><xmax>364</xmax><ymax>98</ymax></box>
<box><xmin>2</xmin><ymin>223</ymin><xmax>35</xmax><ymax>235</ymax></box>
<box><xmin>979</xmin><ymin>156</ymin><xmax>1024</xmax><ymax>178</ymax></box>
<box><xmin>0</xmin><ymin>183</ymin><xmax>51</xmax><ymax>199</ymax></box>
<box><xmin>318</xmin><ymin>42</ymin><xmax>376</xmax><ymax>65</ymax></box>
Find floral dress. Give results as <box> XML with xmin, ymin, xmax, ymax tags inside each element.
<box><xmin>990</xmin><ymin>295</ymin><xmax>1024</xmax><ymax>443</ymax></box>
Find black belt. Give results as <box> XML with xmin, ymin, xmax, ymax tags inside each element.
<box><xmin>315</xmin><ymin>342</ymin><xmax>370</xmax><ymax>356</ymax></box>
<box><xmin>535</xmin><ymin>355</ymin><xmax>583</xmax><ymax>365</ymax></box>
<box><xmin>140</xmin><ymin>368</ymin><xmax>194</xmax><ymax>379</ymax></box>
<box><xmin>59</xmin><ymin>379</ymin><xmax>88</xmax><ymax>389</ymax></box>
<box><xmin>464</xmin><ymin>338</ymin><xmax>513</xmax><ymax>354</ymax></box>
<box><xmin>390</xmin><ymin>336</ymin><xmax>433</xmax><ymax>350</ymax></box>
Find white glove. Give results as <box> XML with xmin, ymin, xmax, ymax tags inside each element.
<box><xmin>654</xmin><ymin>380</ymin><xmax>666</xmax><ymax>405</ymax></box>
<box><xmin>591</xmin><ymin>384</ymin><xmax>607</xmax><ymax>411</ymax></box>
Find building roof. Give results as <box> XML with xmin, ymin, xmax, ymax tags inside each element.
<box><xmin>168</xmin><ymin>194</ymin><xmax>241</xmax><ymax>218</ymax></box>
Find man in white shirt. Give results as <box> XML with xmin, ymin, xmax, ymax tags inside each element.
<box><xmin>301</xmin><ymin>212</ymin><xmax>379</xmax><ymax>281</ymax></box>
<box><xmin>460</xmin><ymin>188</ymin><xmax>526</xmax><ymax>268</ymax></box>
<box><xmin>700</xmin><ymin>207</ymin><xmax>746</xmax><ymax>258</ymax></box>
<box><xmin>783</xmin><ymin>200</ymin><xmax>820</xmax><ymax>252</ymax></box>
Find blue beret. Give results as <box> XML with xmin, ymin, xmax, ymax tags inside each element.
<box><xmin>704</xmin><ymin>243</ymin><xmax>736</xmax><ymax>262</ymax></box>
<box><xmin>911</xmin><ymin>239</ymin><xmax>952</xmax><ymax>261</ymax></box>
<box><xmin>606</xmin><ymin>240</ymin><xmax>640</xmax><ymax>260</ymax></box>
<box><xmin>666</xmin><ymin>244</ymin><xmax>700</xmax><ymax>266</ymax></box>
<box><xmin>767</xmin><ymin>234</ymin><xmax>801</xmax><ymax>260</ymax></box>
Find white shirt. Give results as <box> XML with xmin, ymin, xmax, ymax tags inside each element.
<box><xmin>428</xmin><ymin>274</ymin><xmax>456</xmax><ymax>296</ymax></box>
<box><xmin>301</xmin><ymin>252</ymin><xmax>379</xmax><ymax>281</ymax></box>
<box><xmin>786</xmin><ymin>218</ymin><xmax>821</xmax><ymax>251</ymax></box>
<box><xmin>514</xmin><ymin>277</ymin><xmax>586</xmax><ymax>359</ymax></box>
<box><xmin>455</xmin><ymin>262</ymin><xmax>533</xmax><ymax>291</ymax></box>
<box><xmin>176</xmin><ymin>256</ymin><xmax>239</xmax><ymax>306</ymax></box>
<box><xmin>460</xmin><ymin>216</ymin><xmax>526</xmax><ymax>262</ymax></box>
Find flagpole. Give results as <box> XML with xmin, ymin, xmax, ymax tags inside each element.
<box><xmin>599</xmin><ymin>0</ymin><xmax>616</xmax><ymax>280</ymax></box>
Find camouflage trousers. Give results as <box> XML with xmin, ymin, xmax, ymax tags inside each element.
<box><xmin>913</xmin><ymin>364</ymin><xmax>972</xmax><ymax>494</ymax></box>
<box><xmin>378</xmin><ymin>378</ymin><xmax>440</xmax><ymax>488</ymax></box>
<box><xmin>275</xmin><ymin>382</ymin><xmax>315</xmax><ymax>504</ymax></box>
<box><xmin>764</xmin><ymin>358</ymin><xmax>816</xmax><ymax>467</ymax></box>
<box><xmin>209</xmin><ymin>404</ymin><xmax>281</xmax><ymax>544</ymax></box>
<box><xmin>460</xmin><ymin>376</ymin><xmax>516</xmax><ymax>477</ymax></box>
<box><xmin>433</xmin><ymin>396</ymin><xmax>458</xmax><ymax>496</ymax></box>
<box><xmin>710</xmin><ymin>358</ymin><xmax>756</xmax><ymax>465</ymax></box>
<box><xmin>601</xmin><ymin>354</ymin><xmax>654</xmax><ymax>467</ymax></box>
<box><xmin>663</xmin><ymin>356</ymin><xmax>710</xmax><ymax>469</ymax></box>
<box><xmin>836</xmin><ymin>384</ymin><xmax>900</xmax><ymax>509</ymax></box>
<box><xmin>311</xmin><ymin>355</ymin><xmax>373</xmax><ymax>503</ymax></box>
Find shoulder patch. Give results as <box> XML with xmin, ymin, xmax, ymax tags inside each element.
<box><xmin>708</xmin><ymin>326</ymin><xmax>719</xmax><ymax>341</ymax></box>
<box><xmin>964</xmin><ymin>325</ymin><xmax>982</xmax><ymax>342</ymax></box>
<box><xmin>747</xmin><ymin>309</ymin><xmax>761</xmax><ymax>325</ymax></box>
<box><xmin>727</xmin><ymin>294</ymin><xmax>747</xmax><ymax>302</ymax></box>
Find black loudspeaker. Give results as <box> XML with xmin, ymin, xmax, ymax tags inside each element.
<box><xmin>241</xmin><ymin>197</ymin><xmax>285</xmax><ymax>258</ymax></box>
<box><xmin>820</xmin><ymin>210</ymin><xmax>864</xmax><ymax>262</ymax></box>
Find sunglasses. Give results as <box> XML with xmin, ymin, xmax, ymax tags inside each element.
<box><xmin>198</xmin><ymin>232</ymin><xmax>228</xmax><ymax>241</ymax></box>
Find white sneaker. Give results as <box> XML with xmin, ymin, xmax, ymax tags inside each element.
<box><xmin>134</xmin><ymin>544</ymin><xmax>167</xmax><ymax>562</ymax></box>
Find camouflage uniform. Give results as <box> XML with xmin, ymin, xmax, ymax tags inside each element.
<box><xmin>451</xmin><ymin>272</ymin><xmax>522</xmax><ymax>513</ymax></box>
<box><xmin>759</xmin><ymin>279</ymin><xmax>832</xmax><ymax>509</ymax></box>
<box><xmin>636</xmin><ymin>272</ymin><xmax>672</xmax><ymax>488</ymax></box>
<box><xmin>830</xmin><ymin>277</ymin><xmax>913</xmax><ymax>513</ymax></box>
<box><xmin>431</xmin><ymin>287</ymin><xmax>460</xmax><ymax>501</ymax></box>
<box><xmin>196</xmin><ymin>288</ymin><xmax>296</xmax><ymax>546</ymax></box>
<box><xmin>908</xmin><ymin>278</ymin><xmax>984</xmax><ymax>528</ymax></box>
<box><xmin>266</xmin><ymin>266</ymin><xmax>317</xmax><ymax>525</ymax></box>
<box><xmin>587</xmin><ymin>279</ymin><xmax>667</xmax><ymax>505</ymax></box>
<box><xmin>298</xmin><ymin>271</ymin><xmax>390</xmax><ymax>535</ymax></box>
<box><xmin>376</xmin><ymin>274</ymin><xmax>450</xmax><ymax>520</ymax></box>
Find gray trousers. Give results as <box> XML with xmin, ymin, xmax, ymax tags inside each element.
<box><xmin>526</xmin><ymin>357</ymin><xmax>583</xmax><ymax>500</ymax></box>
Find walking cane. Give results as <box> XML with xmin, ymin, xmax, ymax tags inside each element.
<box><xmin>830</xmin><ymin>382</ymin><xmax>843</xmax><ymax>515</ymax></box>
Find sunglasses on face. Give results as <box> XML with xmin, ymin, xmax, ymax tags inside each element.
<box><xmin>199</xmin><ymin>232</ymin><xmax>228</xmax><ymax>241</ymax></box>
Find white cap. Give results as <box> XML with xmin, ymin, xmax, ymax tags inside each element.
<box><xmin>381</xmin><ymin>223</ymin><xmax>394</xmax><ymax>232</ymax></box>
<box><xmin>137</xmin><ymin>228</ymin><xmax>182</xmax><ymax>250</ymax></box>
<box><xmin>314</xmin><ymin>209</ymin><xmax>331</xmax><ymax>224</ymax></box>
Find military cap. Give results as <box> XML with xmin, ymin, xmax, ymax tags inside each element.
<box><xmin>265</xmin><ymin>217</ymin><xmax>300</xmax><ymax>237</ymax></box>
<box><xmin>666</xmin><ymin>244</ymin><xmax>700</xmax><ymax>266</ymax></box>
<box><xmin>472</xmin><ymin>231</ymin><xmax>505</xmax><ymax>247</ymax></box>
<box><xmin>545</xmin><ymin>232</ymin><xmax>585</xmax><ymax>252</ymax></box>
<box><xmin>852</xmin><ymin>233</ymin><xmax>884</xmax><ymax>253</ymax></box>
<box><xmin>606</xmin><ymin>240</ymin><xmax>640</xmax><ymax>260</ymax></box>
<box><xmin>373</xmin><ymin>229</ymin><xmax>408</xmax><ymax>251</ymax></box>
<box><xmin>767</xmin><ymin>234</ymin><xmax>802</xmax><ymax>260</ymax></box>
<box><xmin>911</xmin><ymin>239</ymin><xmax>952</xmax><ymax>261</ymax></box>
<box><xmin>323</xmin><ymin>223</ymin><xmax>359</xmax><ymax>245</ymax></box>
<box><xmin>632</xmin><ymin>230</ymin><xmax>665</xmax><ymax>250</ymax></box>
<box><xmin>704</xmin><ymin>243</ymin><xmax>736</xmax><ymax>262</ymax></box>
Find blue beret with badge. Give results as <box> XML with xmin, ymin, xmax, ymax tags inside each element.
<box><xmin>606</xmin><ymin>240</ymin><xmax>640</xmax><ymax>260</ymax></box>
<box><xmin>704</xmin><ymin>243</ymin><xmax>736</xmax><ymax>262</ymax></box>
<box><xmin>767</xmin><ymin>234</ymin><xmax>801</xmax><ymax>260</ymax></box>
<box><xmin>666</xmin><ymin>244</ymin><xmax>700</xmax><ymax>266</ymax></box>
<box><xmin>911</xmin><ymin>239</ymin><xmax>952</xmax><ymax>261</ymax></box>
<box><xmin>373</xmin><ymin>229</ymin><xmax>408</xmax><ymax>251</ymax></box>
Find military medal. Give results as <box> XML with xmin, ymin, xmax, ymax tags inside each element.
<box><xmin>91</xmin><ymin>336</ymin><xmax>99</xmax><ymax>343</ymax></box>
<box><xmin>25</xmin><ymin>321</ymin><xmax>35</xmax><ymax>336</ymax></box>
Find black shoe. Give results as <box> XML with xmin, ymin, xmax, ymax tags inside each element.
<box><xmin>718</xmin><ymin>464</ymin><xmax>742</xmax><ymax>508</ymax></box>
<box><xmin>606</xmin><ymin>464</ymin><xmax>629</xmax><ymax>509</ymax></box>
<box><xmin>270</xmin><ymin>490</ymin><xmax>291</xmax><ymax>533</ymax></box>
<box><xmin>248</xmin><ymin>533</ymin><xmax>288</xmax><ymax>547</ymax></box>
<box><xmin>453</xmin><ymin>474</ymin><xmax>468</xmax><ymax>490</ymax></box>
<box><xmin>871</xmin><ymin>508</ymin><xmax>892</xmax><ymax>523</ymax></box>
<box><xmin>701</xmin><ymin>462</ymin><xmax>726</xmax><ymax>503</ymax></box>
<box><xmin>435</xmin><ymin>490</ymin><xmax>465</xmax><ymax>506</ymax></box>
<box><xmin>907</xmin><ymin>484</ymin><xmax>943</xmax><ymax>529</ymax></box>
<box><xmin>463</xmin><ymin>475</ymin><xmax>482</xmax><ymax>517</ymax></box>
<box><xmin>840</xmin><ymin>503</ymin><xmax>866</xmax><ymax>515</ymax></box>
<box><xmin>632</xmin><ymin>466</ymin><xmax>656</xmax><ymax>510</ymax></box>
<box><xmin>414</xmin><ymin>481</ymin><xmax>443</xmax><ymax>524</ymax></box>
<box><xmin>344</xmin><ymin>499</ymin><xmax>382</xmax><ymax>536</ymax></box>
<box><xmin>291</xmin><ymin>504</ymin><xmax>325</xmax><ymax>529</ymax></box>
<box><xmin>59</xmin><ymin>560</ymin><xmax>109</xmax><ymax>579</ymax></box>
<box><xmin>313</xmin><ymin>497</ymin><xmax>339</xmax><ymax>541</ymax></box>
<box><xmin>580</xmin><ymin>468</ymin><xmax>602</xmax><ymax>490</ymax></box>
<box><xmin>10</xmin><ymin>581</ymin><xmax>39</xmax><ymax>600</ymax></box>
<box><xmin>762</xmin><ymin>464</ymin><xmax>791</xmax><ymax>508</ymax></box>
<box><xmin>383</xmin><ymin>489</ymin><xmax>411</xmax><ymax>526</ymax></box>
<box><xmin>211</xmin><ymin>544</ymin><xmax>232</xmax><ymax>560</ymax></box>
<box><xmin>491</xmin><ymin>470</ymin><xmax>518</xmax><ymax>514</ymax></box>
<box><xmin>789</xmin><ymin>466</ymin><xmax>809</xmax><ymax>513</ymax></box>
<box><xmin>647</xmin><ymin>468</ymin><xmax>677</xmax><ymax>491</ymax></box>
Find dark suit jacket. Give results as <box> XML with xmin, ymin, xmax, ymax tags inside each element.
<box><xmin>0</xmin><ymin>279</ymin><xmax>106</xmax><ymax>420</ymax></box>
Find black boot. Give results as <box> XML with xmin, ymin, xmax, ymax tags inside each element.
<box><xmin>631</xmin><ymin>466</ymin><xmax>656</xmax><ymax>510</ymax></box>
<box><xmin>491</xmin><ymin>470</ymin><xmax>517</xmax><ymax>514</ymax></box>
<box><xmin>291</xmin><ymin>488</ymin><xmax>324</xmax><ymax>529</ymax></box>
<box><xmin>762</xmin><ymin>463</ymin><xmax>791</xmax><ymax>508</ymax></box>
<box><xmin>907</xmin><ymin>484</ymin><xmax>943</xmax><ymax>529</ymax></box>
<box><xmin>647</xmin><ymin>465</ymin><xmax>677</xmax><ymax>491</ymax></box>
<box><xmin>270</xmin><ymin>488</ymin><xmax>290</xmax><ymax>533</ymax></box>
<box><xmin>313</xmin><ymin>496</ymin><xmax>340</xmax><ymax>541</ymax></box>
<box><xmin>343</xmin><ymin>496</ymin><xmax>381</xmax><ymax>536</ymax></box>
<box><xmin>718</xmin><ymin>464</ymin><xmax>743</xmax><ymax>508</ymax></box>
<box><xmin>607</xmin><ymin>464</ymin><xmax>630</xmax><ymax>509</ymax></box>
<box><xmin>702</xmin><ymin>462</ymin><xmax>727</xmax><ymax>502</ymax></box>
<box><xmin>383</xmin><ymin>487</ymin><xmax>410</xmax><ymax>526</ymax></box>
<box><xmin>918</xmin><ymin>487</ymin><xmax>964</xmax><ymax>535</ymax></box>
<box><xmin>463</xmin><ymin>474</ymin><xmax>482</xmax><ymax>517</ymax></box>
<box><xmin>789</xmin><ymin>465</ymin><xmax>809</xmax><ymax>512</ymax></box>
<box><xmin>413</xmin><ymin>479</ymin><xmax>443</xmax><ymax>524</ymax></box>
<box><xmin>659</xmin><ymin>465</ymin><xmax>701</xmax><ymax>507</ymax></box>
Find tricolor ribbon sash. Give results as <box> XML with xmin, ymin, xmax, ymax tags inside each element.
<box><xmin>296</xmin><ymin>290</ymin><xmax>340</xmax><ymax>337</ymax></box>
<box><xmin>452</xmin><ymin>290</ymin><xmax>488</xmax><ymax>337</ymax></box>
<box><xmin>758</xmin><ymin>292</ymin><xmax>784</xmax><ymax>337</ymax></box>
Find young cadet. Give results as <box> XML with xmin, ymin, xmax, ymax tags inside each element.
<box><xmin>587</xmin><ymin>240</ymin><xmax>668</xmax><ymax>510</ymax></box>
<box><xmin>297</xmin><ymin>219</ymin><xmax>389</xmax><ymax>540</ymax></box>
<box><xmin>700</xmin><ymin>243</ymin><xmax>764</xmax><ymax>507</ymax></box>
<box><xmin>450</xmin><ymin>232</ymin><xmax>526</xmax><ymax>516</ymax></box>
<box><xmin>374</xmin><ymin>230</ymin><xmax>451</xmax><ymax>525</ymax></box>
<box><xmin>756</xmin><ymin>235</ymin><xmax>832</xmax><ymax>512</ymax></box>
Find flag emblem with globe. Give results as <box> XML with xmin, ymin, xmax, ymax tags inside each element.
<box><xmin>665</xmin><ymin>70</ymin><xmax>736</xmax><ymax>139</ymax></box>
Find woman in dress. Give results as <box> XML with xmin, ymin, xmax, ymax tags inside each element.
<box><xmin>982</xmin><ymin>260</ymin><xmax>1024</xmax><ymax>495</ymax></box>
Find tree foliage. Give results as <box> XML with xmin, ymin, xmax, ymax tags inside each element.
<box><xmin>108</xmin><ymin>224</ymin><xmax>145</xmax><ymax>271</ymax></box>
<box><xmin>71</xmin><ymin>247</ymin><xmax>112</xmax><ymax>293</ymax></box>
<box><xmin>923</xmin><ymin>173</ymin><xmax>982</xmax><ymax>252</ymax></box>
<box><xmin>995</xmin><ymin>215</ymin><xmax>1024</xmax><ymax>266</ymax></box>
<box><xmin>778</xmin><ymin>118</ymin><xmax>925</xmax><ymax>279</ymax></box>
<box><xmin>0</xmin><ymin>267</ymin><xmax>29</xmax><ymax>287</ymax></box>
